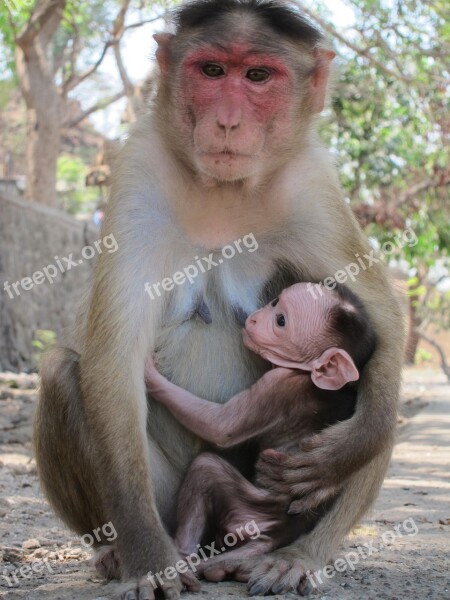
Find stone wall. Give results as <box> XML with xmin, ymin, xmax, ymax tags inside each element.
<box><xmin>0</xmin><ymin>194</ymin><xmax>98</xmax><ymax>372</ymax></box>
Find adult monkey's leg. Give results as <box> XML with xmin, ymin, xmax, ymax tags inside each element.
<box><xmin>34</xmin><ymin>347</ymin><xmax>107</xmax><ymax>536</ymax></box>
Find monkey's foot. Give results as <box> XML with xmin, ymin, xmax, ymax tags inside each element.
<box><xmin>200</xmin><ymin>546</ymin><xmax>316</xmax><ymax>596</ymax></box>
<box><xmin>92</xmin><ymin>545</ymin><xmax>122</xmax><ymax>580</ymax></box>
<box><xmin>118</xmin><ymin>570</ymin><xmax>200</xmax><ymax>600</ymax></box>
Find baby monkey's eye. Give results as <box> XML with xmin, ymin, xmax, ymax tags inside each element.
<box><xmin>271</xmin><ymin>298</ymin><xmax>279</xmax><ymax>307</ymax></box>
<box><xmin>276</xmin><ymin>314</ymin><xmax>286</xmax><ymax>327</ymax></box>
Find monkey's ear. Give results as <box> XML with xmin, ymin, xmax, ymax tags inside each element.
<box><xmin>311</xmin><ymin>48</ymin><xmax>336</xmax><ymax>113</ymax></box>
<box><xmin>310</xmin><ymin>347</ymin><xmax>359</xmax><ymax>391</ymax></box>
<box><xmin>153</xmin><ymin>33</ymin><xmax>175</xmax><ymax>75</ymax></box>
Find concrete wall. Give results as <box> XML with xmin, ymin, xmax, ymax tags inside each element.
<box><xmin>0</xmin><ymin>194</ymin><xmax>98</xmax><ymax>372</ymax></box>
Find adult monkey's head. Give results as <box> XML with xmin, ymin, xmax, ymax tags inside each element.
<box><xmin>154</xmin><ymin>0</ymin><xmax>335</xmax><ymax>185</ymax></box>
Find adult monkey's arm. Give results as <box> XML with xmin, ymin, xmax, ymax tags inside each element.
<box><xmin>78</xmin><ymin>175</ymin><xmax>193</xmax><ymax>597</ymax></box>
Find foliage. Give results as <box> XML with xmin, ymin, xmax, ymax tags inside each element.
<box><xmin>57</xmin><ymin>154</ymin><xmax>99</xmax><ymax>214</ymax></box>
<box><xmin>0</xmin><ymin>0</ymin><xmax>448</xmax><ymax>355</ymax></box>
<box><xmin>32</xmin><ymin>329</ymin><xmax>57</xmax><ymax>368</ymax></box>
<box><xmin>310</xmin><ymin>0</ymin><xmax>449</xmax><ymax>355</ymax></box>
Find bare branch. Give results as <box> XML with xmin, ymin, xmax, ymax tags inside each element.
<box><xmin>16</xmin><ymin>0</ymin><xmax>66</xmax><ymax>50</ymax></box>
<box><xmin>399</xmin><ymin>175</ymin><xmax>450</xmax><ymax>204</ymax></box>
<box><xmin>417</xmin><ymin>330</ymin><xmax>450</xmax><ymax>381</ymax></box>
<box><xmin>61</xmin><ymin>0</ymin><xmax>139</xmax><ymax>97</ymax></box>
<box><xmin>112</xmin><ymin>0</ymin><xmax>132</xmax><ymax>39</ymax></box>
<box><xmin>122</xmin><ymin>14</ymin><xmax>166</xmax><ymax>33</ymax></box>
<box><xmin>292</xmin><ymin>0</ymin><xmax>414</xmax><ymax>84</ymax></box>
<box><xmin>63</xmin><ymin>91</ymin><xmax>126</xmax><ymax>128</ymax></box>
<box><xmin>62</xmin><ymin>39</ymin><xmax>113</xmax><ymax>94</ymax></box>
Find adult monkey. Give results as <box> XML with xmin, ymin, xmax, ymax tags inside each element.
<box><xmin>34</xmin><ymin>1</ymin><xmax>405</xmax><ymax>598</ymax></box>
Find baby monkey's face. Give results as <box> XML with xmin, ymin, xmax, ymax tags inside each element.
<box><xmin>243</xmin><ymin>283</ymin><xmax>336</xmax><ymax>367</ymax></box>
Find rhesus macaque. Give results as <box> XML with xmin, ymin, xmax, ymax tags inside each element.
<box><xmin>34</xmin><ymin>1</ymin><xmax>405</xmax><ymax>598</ymax></box>
<box><xmin>145</xmin><ymin>283</ymin><xmax>376</xmax><ymax>562</ymax></box>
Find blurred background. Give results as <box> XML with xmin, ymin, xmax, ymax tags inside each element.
<box><xmin>0</xmin><ymin>4</ymin><xmax>449</xmax><ymax>598</ymax></box>
<box><xmin>0</xmin><ymin>0</ymin><xmax>449</xmax><ymax>375</ymax></box>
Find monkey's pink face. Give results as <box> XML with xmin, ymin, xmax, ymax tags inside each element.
<box><xmin>178</xmin><ymin>44</ymin><xmax>295</xmax><ymax>181</ymax></box>
<box><xmin>243</xmin><ymin>283</ymin><xmax>334</xmax><ymax>366</ymax></box>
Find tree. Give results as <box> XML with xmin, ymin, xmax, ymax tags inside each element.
<box><xmin>294</xmin><ymin>0</ymin><xmax>449</xmax><ymax>369</ymax></box>
<box><xmin>0</xmin><ymin>0</ymin><xmax>166</xmax><ymax>205</ymax></box>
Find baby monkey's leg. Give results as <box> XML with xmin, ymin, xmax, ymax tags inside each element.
<box><xmin>175</xmin><ymin>453</ymin><xmax>240</xmax><ymax>555</ymax></box>
<box><xmin>175</xmin><ymin>453</ymin><xmax>284</xmax><ymax>560</ymax></box>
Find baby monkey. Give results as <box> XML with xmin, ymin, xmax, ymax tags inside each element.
<box><xmin>145</xmin><ymin>283</ymin><xmax>376</xmax><ymax>562</ymax></box>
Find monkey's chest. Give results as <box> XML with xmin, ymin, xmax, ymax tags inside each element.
<box><xmin>153</xmin><ymin>246</ymin><xmax>287</xmax><ymax>402</ymax></box>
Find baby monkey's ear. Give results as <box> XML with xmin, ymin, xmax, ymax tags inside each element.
<box><xmin>310</xmin><ymin>348</ymin><xmax>359</xmax><ymax>391</ymax></box>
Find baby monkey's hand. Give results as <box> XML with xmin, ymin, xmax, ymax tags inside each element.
<box><xmin>144</xmin><ymin>355</ymin><xmax>169</xmax><ymax>396</ymax></box>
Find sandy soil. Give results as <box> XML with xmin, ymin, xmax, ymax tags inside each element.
<box><xmin>0</xmin><ymin>367</ymin><xmax>449</xmax><ymax>600</ymax></box>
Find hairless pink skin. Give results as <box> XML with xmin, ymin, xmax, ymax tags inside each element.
<box><xmin>243</xmin><ymin>282</ymin><xmax>359</xmax><ymax>390</ymax></box>
<box><xmin>144</xmin><ymin>283</ymin><xmax>359</xmax><ymax>568</ymax></box>
<box><xmin>145</xmin><ymin>283</ymin><xmax>359</xmax><ymax>448</ymax></box>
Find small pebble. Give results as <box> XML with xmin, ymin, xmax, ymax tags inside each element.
<box><xmin>22</xmin><ymin>538</ymin><xmax>40</xmax><ymax>550</ymax></box>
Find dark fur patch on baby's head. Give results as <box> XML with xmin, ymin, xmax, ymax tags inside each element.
<box><xmin>174</xmin><ymin>0</ymin><xmax>323</xmax><ymax>46</ymax></box>
<box><xmin>327</xmin><ymin>284</ymin><xmax>377</xmax><ymax>371</ymax></box>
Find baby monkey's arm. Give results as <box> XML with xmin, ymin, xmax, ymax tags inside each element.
<box><xmin>145</xmin><ymin>357</ymin><xmax>297</xmax><ymax>448</ymax></box>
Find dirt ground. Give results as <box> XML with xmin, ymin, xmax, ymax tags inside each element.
<box><xmin>0</xmin><ymin>367</ymin><xmax>449</xmax><ymax>600</ymax></box>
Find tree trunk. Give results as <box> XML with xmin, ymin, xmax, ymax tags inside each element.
<box><xmin>405</xmin><ymin>294</ymin><xmax>421</xmax><ymax>364</ymax></box>
<box><xmin>15</xmin><ymin>45</ymin><xmax>61</xmax><ymax>206</ymax></box>
<box><xmin>24</xmin><ymin>102</ymin><xmax>60</xmax><ymax>206</ymax></box>
<box><xmin>14</xmin><ymin>0</ymin><xmax>66</xmax><ymax>206</ymax></box>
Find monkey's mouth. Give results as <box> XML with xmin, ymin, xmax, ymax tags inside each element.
<box><xmin>203</xmin><ymin>149</ymin><xmax>252</xmax><ymax>159</ymax></box>
<box><xmin>207</xmin><ymin>151</ymin><xmax>242</xmax><ymax>159</ymax></box>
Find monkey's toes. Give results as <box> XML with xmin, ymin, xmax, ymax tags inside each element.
<box><xmin>92</xmin><ymin>545</ymin><xmax>121</xmax><ymax>580</ymax></box>
<box><xmin>247</xmin><ymin>555</ymin><xmax>310</xmax><ymax>596</ymax></box>
<box><xmin>119</xmin><ymin>576</ymin><xmax>158</xmax><ymax>600</ymax></box>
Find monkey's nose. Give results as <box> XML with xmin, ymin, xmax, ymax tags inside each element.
<box><xmin>216</xmin><ymin>103</ymin><xmax>242</xmax><ymax>131</ymax></box>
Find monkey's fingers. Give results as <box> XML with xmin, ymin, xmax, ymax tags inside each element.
<box><xmin>254</xmin><ymin>472</ymin><xmax>290</xmax><ymax>494</ymax></box>
<box><xmin>256</xmin><ymin>454</ymin><xmax>288</xmax><ymax>481</ymax></box>
<box><xmin>255</xmin><ymin>463</ymin><xmax>286</xmax><ymax>482</ymax></box>
<box><xmin>288</xmin><ymin>486</ymin><xmax>340</xmax><ymax>515</ymax></box>
<box><xmin>259</xmin><ymin>448</ymin><xmax>289</xmax><ymax>463</ymax></box>
<box><xmin>201</xmin><ymin>557</ymin><xmax>254</xmax><ymax>582</ymax></box>
<box><xmin>258</xmin><ymin>448</ymin><xmax>314</xmax><ymax>471</ymax></box>
<box><xmin>300</xmin><ymin>434</ymin><xmax>323</xmax><ymax>452</ymax></box>
<box><xmin>180</xmin><ymin>570</ymin><xmax>201</xmax><ymax>592</ymax></box>
<box><xmin>283</xmin><ymin>466</ymin><xmax>317</xmax><ymax>485</ymax></box>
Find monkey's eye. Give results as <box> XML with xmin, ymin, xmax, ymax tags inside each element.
<box><xmin>246</xmin><ymin>68</ymin><xmax>271</xmax><ymax>83</ymax></box>
<box><xmin>276</xmin><ymin>314</ymin><xmax>286</xmax><ymax>327</ymax></box>
<box><xmin>271</xmin><ymin>298</ymin><xmax>279</xmax><ymax>307</ymax></box>
<box><xmin>202</xmin><ymin>63</ymin><xmax>225</xmax><ymax>78</ymax></box>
